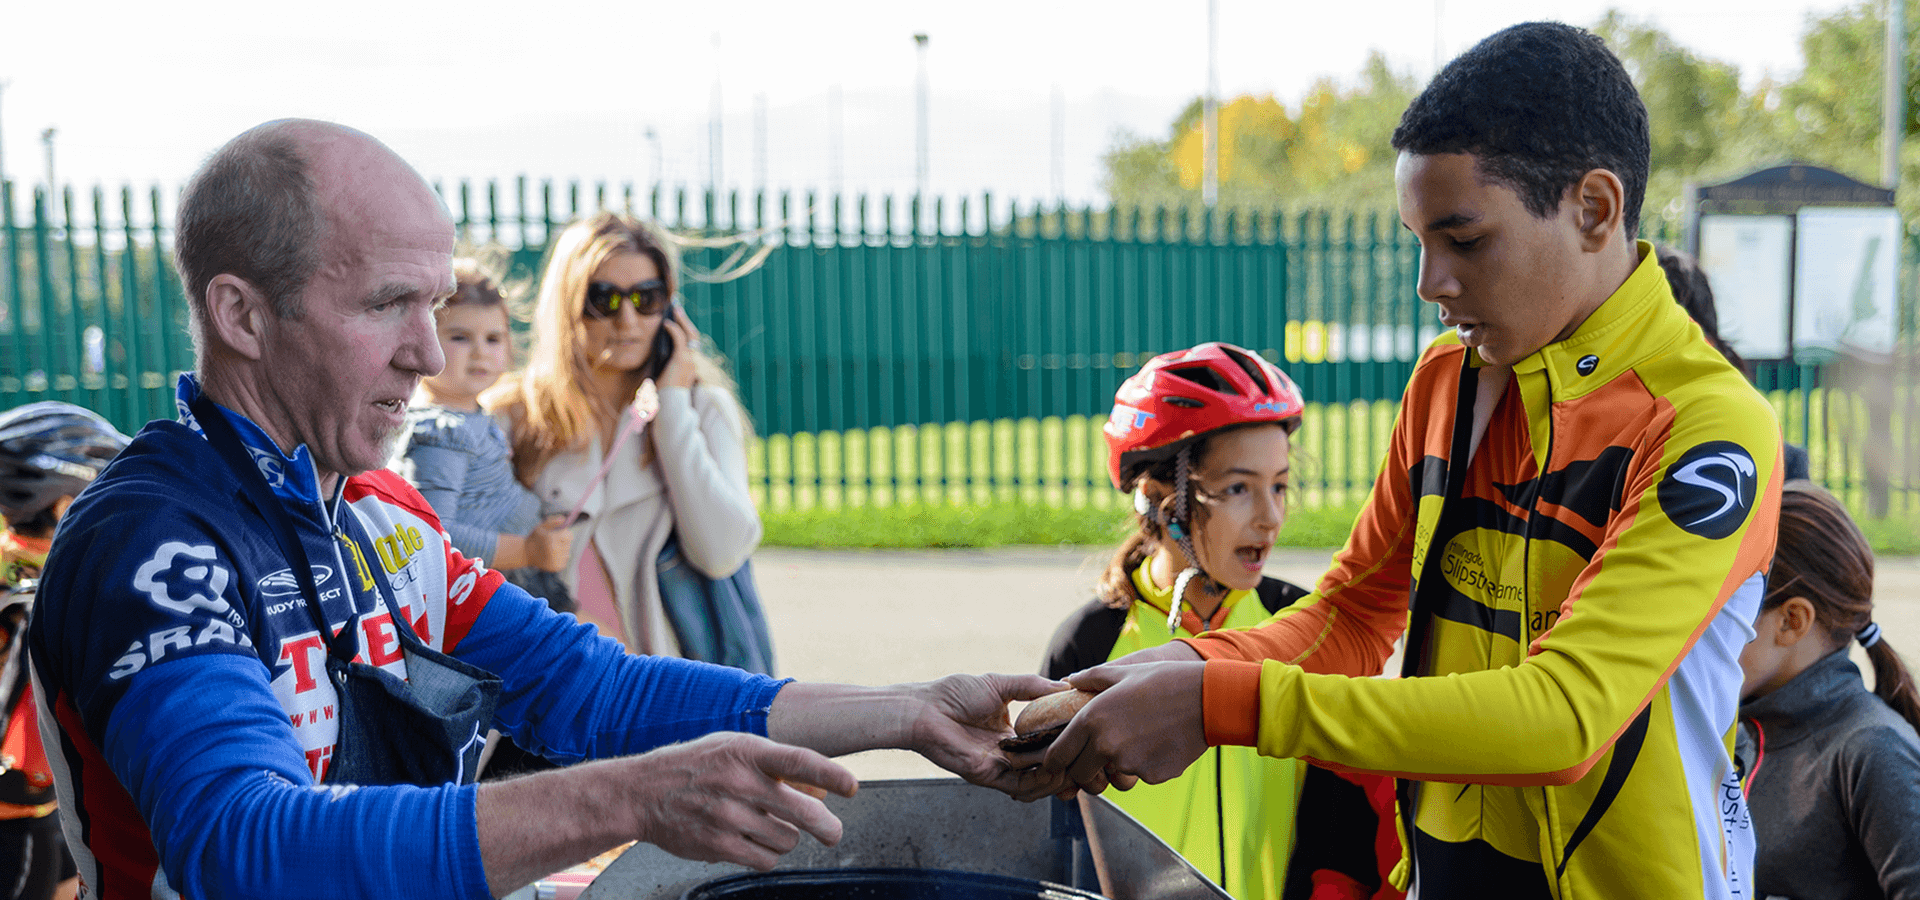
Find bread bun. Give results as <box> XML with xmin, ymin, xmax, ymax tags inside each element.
<box><xmin>999</xmin><ymin>689</ymin><xmax>1097</xmax><ymax>752</ymax></box>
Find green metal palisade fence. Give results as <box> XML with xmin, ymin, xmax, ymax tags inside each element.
<box><xmin>3</xmin><ymin>178</ymin><xmax>1918</xmax><ymax>517</ymax></box>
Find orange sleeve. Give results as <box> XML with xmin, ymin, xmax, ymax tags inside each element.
<box><xmin>1183</xmin><ymin>348</ymin><xmax>1461</xmax><ymax>743</ymax></box>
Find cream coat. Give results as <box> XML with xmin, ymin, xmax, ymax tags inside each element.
<box><xmin>531</xmin><ymin>384</ymin><xmax>761</xmax><ymax>654</ymax></box>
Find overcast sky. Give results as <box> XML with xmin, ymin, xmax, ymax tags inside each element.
<box><xmin>0</xmin><ymin>0</ymin><xmax>1861</xmax><ymax>212</ymax></box>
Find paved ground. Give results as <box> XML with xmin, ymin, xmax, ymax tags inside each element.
<box><xmin>753</xmin><ymin>546</ymin><xmax>1920</xmax><ymax>780</ymax></box>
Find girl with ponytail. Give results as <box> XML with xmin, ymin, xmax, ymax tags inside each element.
<box><xmin>1737</xmin><ymin>479</ymin><xmax>1920</xmax><ymax>900</ymax></box>
<box><xmin>1040</xmin><ymin>343</ymin><xmax>1402</xmax><ymax>900</ymax></box>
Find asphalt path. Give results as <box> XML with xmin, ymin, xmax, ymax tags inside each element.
<box><xmin>753</xmin><ymin>546</ymin><xmax>1920</xmax><ymax>781</ymax></box>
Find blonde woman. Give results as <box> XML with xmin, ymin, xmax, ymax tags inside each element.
<box><xmin>484</xmin><ymin>213</ymin><xmax>768</xmax><ymax>671</ymax></box>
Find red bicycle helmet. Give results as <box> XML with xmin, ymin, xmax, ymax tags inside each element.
<box><xmin>1103</xmin><ymin>342</ymin><xmax>1304</xmax><ymax>490</ymax></box>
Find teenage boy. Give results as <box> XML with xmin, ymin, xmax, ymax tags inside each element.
<box><xmin>1042</xmin><ymin>22</ymin><xmax>1781</xmax><ymax>900</ymax></box>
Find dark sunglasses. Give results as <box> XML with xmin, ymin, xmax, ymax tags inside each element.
<box><xmin>583</xmin><ymin>279</ymin><xmax>670</xmax><ymax>319</ymax></box>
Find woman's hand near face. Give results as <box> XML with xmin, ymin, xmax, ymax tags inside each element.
<box><xmin>658</xmin><ymin>305</ymin><xmax>702</xmax><ymax>390</ymax></box>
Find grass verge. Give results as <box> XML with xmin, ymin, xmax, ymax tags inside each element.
<box><xmin>1858</xmin><ymin>515</ymin><xmax>1920</xmax><ymax>556</ymax></box>
<box><xmin>763</xmin><ymin>500</ymin><xmax>1366</xmax><ymax>551</ymax></box>
<box><xmin>766</xmin><ymin>501</ymin><xmax>1920</xmax><ymax>558</ymax></box>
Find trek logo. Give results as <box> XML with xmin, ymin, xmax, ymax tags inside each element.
<box><xmin>1657</xmin><ymin>441</ymin><xmax>1757</xmax><ymax>539</ymax></box>
<box><xmin>1107</xmin><ymin>405</ymin><xmax>1155</xmax><ymax>435</ymax></box>
<box><xmin>276</xmin><ymin>609</ymin><xmax>406</xmax><ymax>694</ymax></box>
<box><xmin>134</xmin><ymin>541</ymin><xmax>232</xmax><ymax>616</ymax></box>
<box><xmin>258</xmin><ymin>565</ymin><xmax>335</xmax><ymax>598</ymax></box>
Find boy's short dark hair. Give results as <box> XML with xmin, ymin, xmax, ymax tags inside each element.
<box><xmin>1392</xmin><ymin>21</ymin><xmax>1650</xmax><ymax>236</ymax></box>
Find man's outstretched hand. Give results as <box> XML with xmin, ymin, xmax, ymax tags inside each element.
<box><xmin>904</xmin><ymin>673</ymin><xmax>1078</xmax><ymax>801</ymax></box>
<box><xmin>766</xmin><ymin>673</ymin><xmax>1072</xmax><ymax>802</ymax></box>
<box><xmin>477</xmin><ymin>731</ymin><xmax>858</xmax><ymax>896</ymax></box>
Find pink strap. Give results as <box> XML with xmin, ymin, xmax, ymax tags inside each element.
<box><xmin>572</xmin><ymin>541</ymin><xmax>632</xmax><ymax>648</ymax></box>
<box><xmin>563</xmin><ymin>381</ymin><xmax>661</xmax><ymax>528</ymax></box>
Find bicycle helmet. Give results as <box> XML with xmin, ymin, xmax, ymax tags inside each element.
<box><xmin>0</xmin><ymin>402</ymin><xmax>130</xmax><ymax>525</ymax></box>
<box><xmin>1103</xmin><ymin>342</ymin><xmax>1304</xmax><ymax>491</ymax></box>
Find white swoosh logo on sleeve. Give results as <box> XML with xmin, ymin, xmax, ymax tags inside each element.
<box><xmin>1674</xmin><ymin>453</ymin><xmax>1757</xmax><ymax>527</ymax></box>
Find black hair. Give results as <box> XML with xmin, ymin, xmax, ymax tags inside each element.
<box><xmin>1656</xmin><ymin>245</ymin><xmax>1746</xmax><ymax>371</ymax></box>
<box><xmin>1391</xmin><ymin>21</ymin><xmax>1650</xmax><ymax>236</ymax></box>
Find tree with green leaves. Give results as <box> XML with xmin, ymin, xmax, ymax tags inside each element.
<box><xmin>1105</xmin><ymin>4</ymin><xmax>1918</xmax><ymax>225</ymax></box>
<box><xmin>1101</xmin><ymin>52</ymin><xmax>1416</xmax><ymax>215</ymax></box>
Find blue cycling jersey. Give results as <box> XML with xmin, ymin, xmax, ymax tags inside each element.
<box><xmin>28</xmin><ymin>375</ymin><xmax>786</xmax><ymax>900</ymax></box>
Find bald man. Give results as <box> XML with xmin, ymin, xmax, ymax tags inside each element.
<box><xmin>27</xmin><ymin>120</ymin><xmax>1064</xmax><ymax>900</ymax></box>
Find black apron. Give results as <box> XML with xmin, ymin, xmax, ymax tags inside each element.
<box><xmin>191</xmin><ymin>393</ymin><xmax>500</xmax><ymax>787</ymax></box>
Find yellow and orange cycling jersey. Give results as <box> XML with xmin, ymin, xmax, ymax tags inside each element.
<box><xmin>1185</xmin><ymin>243</ymin><xmax>1782</xmax><ymax>900</ymax></box>
<box><xmin>0</xmin><ymin>530</ymin><xmax>54</xmax><ymax>820</ymax></box>
<box><xmin>0</xmin><ymin>531</ymin><xmax>48</xmax><ymax>590</ymax></box>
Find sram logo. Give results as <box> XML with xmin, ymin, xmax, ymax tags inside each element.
<box><xmin>108</xmin><ymin>620</ymin><xmax>254</xmax><ymax>680</ymax></box>
<box><xmin>133</xmin><ymin>542</ymin><xmax>231</xmax><ymax>616</ymax></box>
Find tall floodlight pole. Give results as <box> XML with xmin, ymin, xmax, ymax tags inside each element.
<box><xmin>1051</xmin><ymin>83</ymin><xmax>1066</xmax><ymax>201</ymax></box>
<box><xmin>1884</xmin><ymin>0</ymin><xmax>1906</xmax><ymax>190</ymax></box>
<box><xmin>914</xmin><ymin>33</ymin><xmax>930</xmax><ymax>202</ymax></box>
<box><xmin>0</xmin><ymin>80</ymin><xmax>9</xmax><ymax>190</ymax></box>
<box><xmin>1202</xmin><ymin>0</ymin><xmax>1219</xmax><ymax>208</ymax></box>
<box><xmin>709</xmin><ymin>33</ymin><xmax>723</xmax><ymax>202</ymax></box>
<box><xmin>754</xmin><ymin>92</ymin><xmax>768</xmax><ymax>194</ymax></box>
<box><xmin>829</xmin><ymin>84</ymin><xmax>844</xmax><ymax>195</ymax></box>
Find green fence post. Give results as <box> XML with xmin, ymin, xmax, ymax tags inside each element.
<box><xmin>541</xmin><ymin>181</ymin><xmax>555</xmax><ymax>246</ymax></box>
<box><xmin>87</xmin><ymin>186</ymin><xmax>113</xmax><ymax>418</ymax></box>
<box><xmin>32</xmin><ymin>190</ymin><xmax>59</xmax><ymax>403</ymax></box>
<box><xmin>3</xmin><ymin>183</ymin><xmax>25</xmax><ymax>404</ymax></box>
<box><xmin>484</xmin><ymin>179</ymin><xmax>499</xmax><ymax>247</ymax></box>
<box><xmin>456</xmin><ymin>180</ymin><xmax>474</xmax><ymax>243</ymax></box>
<box><xmin>146</xmin><ymin>187</ymin><xmax>182</xmax><ymax>404</ymax></box>
<box><xmin>56</xmin><ymin>188</ymin><xmax>82</xmax><ymax>407</ymax></box>
<box><xmin>802</xmin><ymin>190</ymin><xmax>824</xmax><ymax>507</ymax></box>
<box><xmin>515</xmin><ymin>176</ymin><xmax>530</xmax><ymax>249</ymax></box>
<box><xmin>117</xmin><ymin>187</ymin><xmax>145</xmax><ymax>428</ymax></box>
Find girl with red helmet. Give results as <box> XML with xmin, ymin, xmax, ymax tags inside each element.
<box><xmin>1096</xmin><ymin>342</ymin><xmax>1306</xmax><ymax>630</ymax></box>
<box><xmin>1041</xmin><ymin>343</ymin><xmax>1402</xmax><ymax>900</ymax></box>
